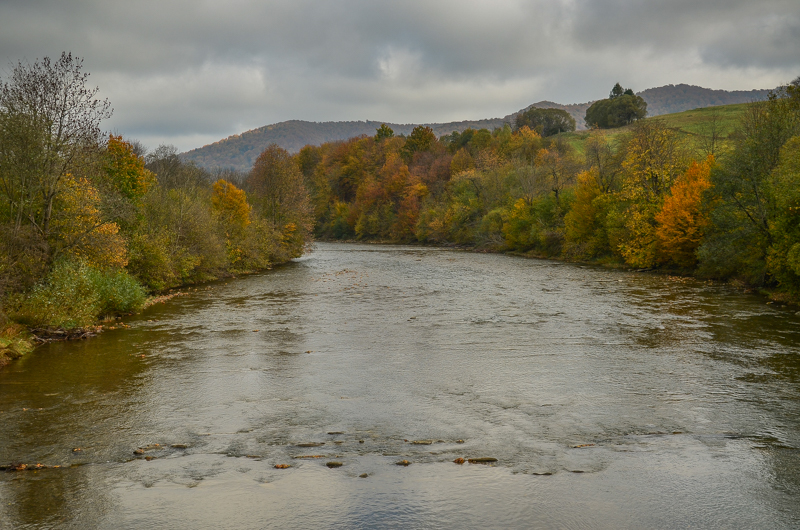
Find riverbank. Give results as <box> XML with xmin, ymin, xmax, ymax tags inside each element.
<box><xmin>0</xmin><ymin>324</ymin><xmax>33</xmax><ymax>368</ymax></box>
<box><xmin>0</xmin><ymin>260</ymin><xmax>294</xmax><ymax>367</ymax></box>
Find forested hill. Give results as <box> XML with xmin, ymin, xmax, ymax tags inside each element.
<box><xmin>181</xmin><ymin>83</ymin><xmax>771</xmax><ymax>171</ymax></box>
<box><xmin>638</xmin><ymin>84</ymin><xmax>771</xmax><ymax>116</ymax></box>
<box><xmin>182</xmin><ymin>117</ymin><xmax>506</xmax><ymax>171</ymax></box>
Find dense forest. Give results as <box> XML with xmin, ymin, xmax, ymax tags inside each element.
<box><xmin>0</xmin><ymin>54</ymin><xmax>312</xmax><ymax>363</ymax></box>
<box><xmin>298</xmin><ymin>80</ymin><xmax>800</xmax><ymax>297</ymax></box>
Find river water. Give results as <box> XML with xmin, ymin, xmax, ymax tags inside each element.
<box><xmin>1</xmin><ymin>242</ymin><xmax>799</xmax><ymax>529</ymax></box>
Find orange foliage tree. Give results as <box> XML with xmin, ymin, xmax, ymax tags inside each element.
<box><xmin>655</xmin><ymin>156</ymin><xmax>714</xmax><ymax>267</ymax></box>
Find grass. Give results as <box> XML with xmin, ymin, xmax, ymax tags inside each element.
<box><xmin>558</xmin><ymin>102</ymin><xmax>751</xmax><ymax>156</ymax></box>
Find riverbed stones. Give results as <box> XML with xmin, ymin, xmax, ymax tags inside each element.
<box><xmin>359</xmin><ymin>473</ymin><xmax>368</xmax><ymax>478</ymax></box>
<box><xmin>467</xmin><ymin>457</ymin><xmax>498</xmax><ymax>464</ymax></box>
<box><xmin>133</xmin><ymin>443</ymin><xmax>163</xmax><ymax>455</ymax></box>
<box><xmin>453</xmin><ymin>458</ymin><xmax>465</xmax><ymax>464</ymax></box>
<box><xmin>326</xmin><ymin>461</ymin><xmax>343</xmax><ymax>468</ymax></box>
<box><xmin>410</xmin><ymin>440</ymin><xmax>433</xmax><ymax>445</ymax></box>
<box><xmin>274</xmin><ymin>464</ymin><xmax>291</xmax><ymax>469</ymax></box>
<box><xmin>396</xmin><ymin>460</ymin><xmax>411</xmax><ymax>466</ymax></box>
<box><xmin>295</xmin><ymin>442</ymin><xmax>325</xmax><ymax>447</ymax></box>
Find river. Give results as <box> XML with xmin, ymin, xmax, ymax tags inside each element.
<box><xmin>1</xmin><ymin>242</ymin><xmax>799</xmax><ymax>529</ymax></box>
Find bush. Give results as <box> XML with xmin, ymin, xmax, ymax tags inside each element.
<box><xmin>12</xmin><ymin>260</ymin><xmax>145</xmax><ymax>329</ymax></box>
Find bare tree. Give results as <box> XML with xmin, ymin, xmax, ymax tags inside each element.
<box><xmin>697</xmin><ymin>107</ymin><xmax>724</xmax><ymax>157</ymax></box>
<box><xmin>0</xmin><ymin>52</ymin><xmax>112</xmax><ymax>240</ymax></box>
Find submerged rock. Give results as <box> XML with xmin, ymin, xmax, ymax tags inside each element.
<box><xmin>295</xmin><ymin>442</ymin><xmax>325</xmax><ymax>447</ymax></box>
<box><xmin>326</xmin><ymin>461</ymin><xmax>343</xmax><ymax>468</ymax></box>
<box><xmin>467</xmin><ymin>457</ymin><xmax>498</xmax><ymax>464</ymax></box>
<box><xmin>410</xmin><ymin>440</ymin><xmax>433</xmax><ymax>445</ymax></box>
<box><xmin>359</xmin><ymin>473</ymin><xmax>368</xmax><ymax>478</ymax></box>
<box><xmin>453</xmin><ymin>458</ymin><xmax>465</xmax><ymax>464</ymax></box>
<box><xmin>395</xmin><ymin>460</ymin><xmax>411</xmax><ymax>466</ymax></box>
<box><xmin>170</xmin><ymin>444</ymin><xmax>189</xmax><ymax>449</ymax></box>
<box><xmin>274</xmin><ymin>464</ymin><xmax>291</xmax><ymax>469</ymax></box>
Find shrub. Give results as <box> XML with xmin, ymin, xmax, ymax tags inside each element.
<box><xmin>13</xmin><ymin>260</ymin><xmax>145</xmax><ymax>329</ymax></box>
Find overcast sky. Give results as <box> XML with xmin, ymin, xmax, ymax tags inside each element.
<box><xmin>1</xmin><ymin>0</ymin><xmax>798</xmax><ymax>152</ymax></box>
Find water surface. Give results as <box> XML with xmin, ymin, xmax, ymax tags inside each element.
<box><xmin>1</xmin><ymin>243</ymin><xmax>799</xmax><ymax>528</ymax></box>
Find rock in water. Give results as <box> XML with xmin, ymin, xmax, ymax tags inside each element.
<box><xmin>468</xmin><ymin>457</ymin><xmax>498</xmax><ymax>464</ymax></box>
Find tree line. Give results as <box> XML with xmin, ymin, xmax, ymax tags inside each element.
<box><xmin>300</xmin><ymin>79</ymin><xmax>800</xmax><ymax>299</ymax></box>
<box><xmin>0</xmin><ymin>53</ymin><xmax>312</xmax><ymax>331</ymax></box>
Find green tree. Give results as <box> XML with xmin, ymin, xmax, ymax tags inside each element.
<box><xmin>514</xmin><ymin>107</ymin><xmax>576</xmax><ymax>137</ymax></box>
<box><xmin>585</xmin><ymin>84</ymin><xmax>647</xmax><ymax>129</ymax></box>
<box><xmin>400</xmin><ymin>126</ymin><xmax>437</xmax><ymax>162</ymax></box>
<box><xmin>374</xmin><ymin>123</ymin><xmax>394</xmax><ymax>141</ymax></box>
<box><xmin>699</xmin><ymin>90</ymin><xmax>800</xmax><ymax>284</ymax></box>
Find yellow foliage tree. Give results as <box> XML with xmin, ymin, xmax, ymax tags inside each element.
<box><xmin>564</xmin><ymin>169</ymin><xmax>611</xmax><ymax>258</ymax></box>
<box><xmin>104</xmin><ymin>135</ymin><xmax>156</xmax><ymax>202</ymax></box>
<box><xmin>655</xmin><ymin>156</ymin><xmax>714</xmax><ymax>267</ymax></box>
<box><xmin>211</xmin><ymin>179</ymin><xmax>252</xmax><ymax>266</ymax></box>
<box><xmin>617</xmin><ymin>120</ymin><xmax>689</xmax><ymax>267</ymax></box>
<box><xmin>212</xmin><ymin>179</ymin><xmax>251</xmax><ymax>229</ymax></box>
<box><xmin>51</xmin><ymin>175</ymin><xmax>127</xmax><ymax>268</ymax></box>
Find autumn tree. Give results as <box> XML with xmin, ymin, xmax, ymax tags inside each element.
<box><xmin>248</xmin><ymin>144</ymin><xmax>313</xmax><ymax>257</ymax></box>
<box><xmin>104</xmin><ymin>135</ymin><xmax>156</xmax><ymax>203</ymax></box>
<box><xmin>616</xmin><ymin>119</ymin><xmax>688</xmax><ymax>267</ymax></box>
<box><xmin>655</xmin><ymin>156</ymin><xmax>714</xmax><ymax>267</ymax></box>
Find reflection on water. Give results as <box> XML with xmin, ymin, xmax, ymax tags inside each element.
<box><xmin>1</xmin><ymin>242</ymin><xmax>799</xmax><ymax>529</ymax></box>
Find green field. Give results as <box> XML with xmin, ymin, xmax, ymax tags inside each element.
<box><xmin>560</xmin><ymin>102</ymin><xmax>750</xmax><ymax>156</ymax></box>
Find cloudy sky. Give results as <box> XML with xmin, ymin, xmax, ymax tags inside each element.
<box><xmin>1</xmin><ymin>0</ymin><xmax>798</xmax><ymax>152</ymax></box>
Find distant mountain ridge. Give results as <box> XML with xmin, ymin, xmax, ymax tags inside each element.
<box><xmin>181</xmin><ymin>83</ymin><xmax>772</xmax><ymax>171</ymax></box>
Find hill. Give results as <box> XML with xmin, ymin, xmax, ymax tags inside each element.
<box><xmin>181</xmin><ymin>84</ymin><xmax>772</xmax><ymax>171</ymax></box>
<box><xmin>182</xmin><ymin>118</ymin><xmax>506</xmax><ymax>172</ymax></box>
<box><xmin>638</xmin><ymin>84</ymin><xmax>771</xmax><ymax>116</ymax></box>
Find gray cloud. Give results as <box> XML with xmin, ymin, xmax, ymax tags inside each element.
<box><xmin>1</xmin><ymin>0</ymin><xmax>798</xmax><ymax>151</ymax></box>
